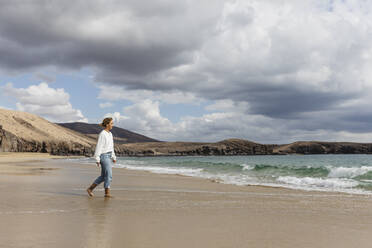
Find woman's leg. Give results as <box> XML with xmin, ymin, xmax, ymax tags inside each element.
<box><xmin>87</xmin><ymin>155</ymin><xmax>106</xmax><ymax>197</ymax></box>
<box><xmin>87</xmin><ymin>167</ymin><xmax>104</xmax><ymax>197</ymax></box>
<box><xmin>100</xmin><ymin>155</ymin><xmax>113</xmax><ymax>197</ymax></box>
<box><xmin>86</xmin><ymin>183</ymin><xmax>97</xmax><ymax>197</ymax></box>
<box><xmin>103</xmin><ymin>158</ymin><xmax>112</xmax><ymax>189</ymax></box>
<box><xmin>93</xmin><ymin>165</ymin><xmax>105</xmax><ymax>186</ymax></box>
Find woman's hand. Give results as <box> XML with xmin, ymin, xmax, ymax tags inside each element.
<box><xmin>113</xmin><ymin>159</ymin><xmax>116</xmax><ymax>163</ymax></box>
<box><xmin>96</xmin><ymin>162</ymin><xmax>100</xmax><ymax>167</ymax></box>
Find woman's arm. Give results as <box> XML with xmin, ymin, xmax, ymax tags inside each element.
<box><xmin>111</xmin><ymin>133</ymin><xmax>116</xmax><ymax>163</ymax></box>
<box><xmin>94</xmin><ymin>132</ymin><xmax>104</xmax><ymax>164</ymax></box>
<box><xmin>111</xmin><ymin>149</ymin><xmax>117</xmax><ymax>163</ymax></box>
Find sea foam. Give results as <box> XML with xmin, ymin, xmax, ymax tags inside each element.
<box><xmin>277</xmin><ymin>176</ymin><xmax>359</xmax><ymax>189</ymax></box>
<box><xmin>114</xmin><ymin>163</ymin><xmax>203</xmax><ymax>176</ymax></box>
<box><xmin>327</xmin><ymin>166</ymin><xmax>372</xmax><ymax>178</ymax></box>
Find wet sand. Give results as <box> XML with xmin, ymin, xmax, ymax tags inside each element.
<box><xmin>1</xmin><ymin>153</ymin><xmax>372</xmax><ymax>248</ymax></box>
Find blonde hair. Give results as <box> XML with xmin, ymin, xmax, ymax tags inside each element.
<box><xmin>99</xmin><ymin>117</ymin><xmax>113</xmax><ymax>128</ymax></box>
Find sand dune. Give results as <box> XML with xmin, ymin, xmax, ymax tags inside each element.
<box><xmin>0</xmin><ymin>108</ymin><xmax>94</xmax><ymax>154</ymax></box>
<box><xmin>0</xmin><ymin>108</ymin><xmax>94</xmax><ymax>145</ymax></box>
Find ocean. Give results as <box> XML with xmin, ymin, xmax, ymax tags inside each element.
<box><xmin>75</xmin><ymin>154</ymin><xmax>372</xmax><ymax>195</ymax></box>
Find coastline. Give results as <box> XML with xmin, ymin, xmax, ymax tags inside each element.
<box><xmin>1</xmin><ymin>153</ymin><xmax>372</xmax><ymax>247</ymax></box>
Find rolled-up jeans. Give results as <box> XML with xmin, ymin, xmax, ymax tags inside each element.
<box><xmin>93</xmin><ymin>152</ymin><xmax>113</xmax><ymax>189</ymax></box>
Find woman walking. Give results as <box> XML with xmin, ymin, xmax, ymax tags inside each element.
<box><xmin>87</xmin><ymin>117</ymin><xmax>116</xmax><ymax>198</ymax></box>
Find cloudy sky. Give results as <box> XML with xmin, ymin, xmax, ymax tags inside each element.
<box><xmin>1</xmin><ymin>0</ymin><xmax>372</xmax><ymax>144</ymax></box>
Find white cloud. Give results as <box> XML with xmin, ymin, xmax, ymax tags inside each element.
<box><xmin>104</xmin><ymin>100</ymin><xmax>177</xmax><ymax>139</ymax></box>
<box><xmin>108</xmin><ymin>100</ymin><xmax>372</xmax><ymax>143</ymax></box>
<box><xmin>103</xmin><ymin>111</ymin><xmax>129</xmax><ymax>123</ymax></box>
<box><xmin>97</xmin><ymin>84</ymin><xmax>203</xmax><ymax>105</ymax></box>
<box><xmin>103</xmin><ymin>100</ymin><xmax>280</xmax><ymax>142</ymax></box>
<box><xmin>99</xmin><ymin>96</ymin><xmax>372</xmax><ymax>143</ymax></box>
<box><xmin>99</xmin><ymin>102</ymin><xmax>113</xmax><ymax>108</ymax></box>
<box><xmin>2</xmin><ymin>82</ymin><xmax>88</xmax><ymax>123</ymax></box>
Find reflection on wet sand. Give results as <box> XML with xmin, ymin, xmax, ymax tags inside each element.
<box><xmin>84</xmin><ymin>198</ymin><xmax>114</xmax><ymax>248</ymax></box>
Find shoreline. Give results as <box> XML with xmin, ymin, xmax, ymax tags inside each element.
<box><xmin>2</xmin><ymin>153</ymin><xmax>372</xmax><ymax>247</ymax></box>
<box><xmin>2</xmin><ymin>152</ymin><xmax>370</xmax><ymax>196</ymax></box>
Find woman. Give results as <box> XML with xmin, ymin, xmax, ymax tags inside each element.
<box><xmin>87</xmin><ymin>117</ymin><xmax>116</xmax><ymax>198</ymax></box>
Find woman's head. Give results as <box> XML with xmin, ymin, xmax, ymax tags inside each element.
<box><xmin>100</xmin><ymin>117</ymin><xmax>114</xmax><ymax>130</ymax></box>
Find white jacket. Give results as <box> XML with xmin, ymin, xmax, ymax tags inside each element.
<box><xmin>94</xmin><ymin>130</ymin><xmax>116</xmax><ymax>163</ymax></box>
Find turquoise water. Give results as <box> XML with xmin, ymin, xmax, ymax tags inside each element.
<box><xmin>78</xmin><ymin>154</ymin><xmax>372</xmax><ymax>194</ymax></box>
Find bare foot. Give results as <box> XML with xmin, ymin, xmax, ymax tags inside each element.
<box><xmin>87</xmin><ymin>188</ymin><xmax>94</xmax><ymax>197</ymax></box>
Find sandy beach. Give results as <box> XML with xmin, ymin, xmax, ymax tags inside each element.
<box><xmin>1</xmin><ymin>153</ymin><xmax>372</xmax><ymax>248</ymax></box>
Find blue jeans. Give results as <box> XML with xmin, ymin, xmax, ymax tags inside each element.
<box><xmin>93</xmin><ymin>152</ymin><xmax>113</xmax><ymax>188</ymax></box>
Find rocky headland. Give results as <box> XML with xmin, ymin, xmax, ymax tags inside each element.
<box><xmin>273</xmin><ymin>141</ymin><xmax>372</xmax><ymax>155</ymax></box>
<box><xmin>115</xmin><ymin>139</ymin><xmax>276</xmax><ymax>156</ymax></box>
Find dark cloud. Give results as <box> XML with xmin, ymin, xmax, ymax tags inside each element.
<box><xmin>0</xmin><ymin>0</ymin><xmax>221</xmax><ymax>73</ymax></box>
<box><xmin>1</xmin><ymin>0</ymin><xmax>372</xmax><ymax>140</ymax></box>
<box><xmin>290</xmin><ymin>106</ymin><xmax>372</xmax><ymax>134</ymax></box>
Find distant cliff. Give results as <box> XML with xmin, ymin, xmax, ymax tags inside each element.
<box><xmin>114</xmin><ymin>138</ymin><xmax>276</xmax><ymax>156</ymax></box>
<box><xmin>273</xmin><ymin>141</ymin><xmax>372</xmax><ymax>155</ymax></box>
<box><xmin>115</xmin><ymin>140</ymin><xmax>372</xmax><ymax>156</ymax></box>
<box><xmin>0</xmin><ymin>125</ymin><xmax>93</xmax><ymax>155</ymax></box>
